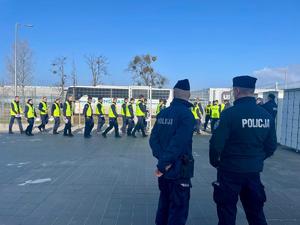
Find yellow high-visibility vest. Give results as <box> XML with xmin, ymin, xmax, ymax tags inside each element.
<box><xmin>136</xmin><ymin>101</ymin><xmax>145</xmax><ymax>117</ymax></box>
<box><xmin>121</xmin><ymin>103</ymin><xmax>126</xmax><ymax>116</ymax></box>
<box><xmin>211</xmin><ymin>105</ymin><xmax>220</xmax><ymax>119</ymax></box>
<box><xmin>65</xmin><ymin>101</ymin><xmax>72</xmax><ymax>117</ymax></box>
<box><xmin>126</xmin><ymin>104</ymin><xmax>132</xmax><ymax>117</ymax></box>
<box><xmin>53</xmin><ymin>103</ymin><xmax>60</xmax><ymax>117</ymax></box>
<box><xmin>220</xmin><ymin>103</ymin><xmax>225</xmax><ymax>112</ymax></box>
<box><xmin>95</xmin><ymin>102</ymin><xmax>105</xmax><ymax>115</ymax></box>
<box><xmin>40</xmin><ymin>101</ymin><xmax>48</xmax><ymax>115</ymax></box>
<box><xmin>10</xmin><ymin>101</ymin><xmax>22</xmax><ymax>116</ymax></box>
<box><xmin>156</xmin><ymin>103</ymin><xmax>162</xmax><ymax>115</ymax></box>
<box><xmin>86</xmin><ymin>103</ymin><xmax>92</xmax><ymax>117</ymax></box>
<box><xmin>108</xmin><ymin>103</ymin><xmax>117</xmax><ymax>118</ymax></box>
<box><xmin>205</xmin><ymin>105</ymin><xmax>211</xmax><ymax>114</ymax></box>
<box><xmin>192</xmin><ymin>106</ymin><xmax>200</xmax><ymax>119</ymax></box>
<box><xmin>26</xmin><ymin>103</ymin><xmax>35</xmax><ymax>119</ymax></box>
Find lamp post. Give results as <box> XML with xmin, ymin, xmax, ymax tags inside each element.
<box><xmin>14</xmin><ymin>23</ymin><xmax>33</xmax><ymax>96</ymax></box>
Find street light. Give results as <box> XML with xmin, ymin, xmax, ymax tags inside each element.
<box><xmin>14</xmin><ymin>23</ymin><xmax>33</xmax><ymax>96</ymax></box>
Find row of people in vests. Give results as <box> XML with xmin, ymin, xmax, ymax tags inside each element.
<box><xmin>9</xmin><ymin>95</ymin><xmax>73</xmax><ymax>136</ymax></box>
<box><xmin>83</xmin><ymin>95</ymin><xmax>149</xmax><ymax>138</ymax></box>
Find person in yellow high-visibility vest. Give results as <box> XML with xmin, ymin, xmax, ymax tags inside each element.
<box><xmin>51</xmin><ymin>98</ymin><xmax>61</xmax><ymax>135</ymax></box>
<box><xmin>131</xmin><ymin>95</ymin><xmax>147</xmax><ymax>138</ymax></box>
<box><xmin>210</xmin><ymin>100</ymin><xmax>221</xmax><ymax>133</ymax></box>
<box><xmin>24</xmin><ymin>98</ymin><xmax>37</xmax><ymax>136</ymax></box>
<box><xmin>204</xmin><ymin>101</ymin><xmax>212</xmax><ymax>131</ymax></box>
<box><xmin>102</xmin><ymin>97</ymin><xmax>121</xmax><ymax>138</ymax></box>
<box><xmin>126</xmin><ymin>98</ymin><xmax>135</xmax><ymax>136</ymax></box>
<box><xmin>192</xmin><ymin>102</ymin><xmax>202</xmax><ymax>134</ymax></box>
<box><xmin>96</xmin><ymin>97</ymin><xmax>106</xmax><ymax>132</ymax></box>
<box><xmin>8</xmin><ymin>96</ymin><xmax>24</xmax><ymax>134</ymax></box>
<box><xmin>63</xmin><ymin>96</ymin><xmax>74</xmax><ymax>137</ymax></box>
<box><xmin>83</xmin><ymin>96</ymin><xmax>94</xmax><ymax>138</ymax></box>
<box><xmin>121</xmin><ymin>98</ymin><xmax>128</xmax><ymax>134</ymax></box>
<box><xmin>38</xmin><ymin>96</ymin><xmax>49</xmax><ymax>132</ymax></box>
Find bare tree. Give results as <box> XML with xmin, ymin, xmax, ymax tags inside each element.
<box><xmin>127</xmin><ymin>54</ymin><xmax>168</xmax><ymax>87</ymax></box>
<box><xmin>6</xmin><ymin>40</ymin><xmax>34</xmax><ymax>100</ymax></box>
<box><xmin>85</xmin><ymin>54</ymin><xmax>108</xmax><ymax>86</ymax></box>
<box><xmin>70</xmin><ymin>60</ymin><xmax>78</xmax><ymax>98</ymax></box>
<box><xmin>51</xmin><ymin>57</ymin><xmax>67</xmax><ymax>99</ymax></box>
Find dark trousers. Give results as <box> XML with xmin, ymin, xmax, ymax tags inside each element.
<box><xmin>213</xmin><ymin>170</ymin><xmax>267</xmax><ymax>225</ymax></box>
<box><xmin>127</xmin><ymin>118</ymin><xmax>135</xmax><ymax>135</ymax></box>
<box><xmin>53</xmin><ymin>117</ymin><xmax>60</xmax><ymax>133</ymax></box>
<box><xmin>97</xmin><ymin>115</ymin><xmax>105</xmax><ymax>132</ymax></box>
<box><xmin>204</xmin><ymin>115</ymin><xmax>210</xmax><ymax>130</ymax></box>
<box><xmin>38</xmin><ymin>114</ymin><xmax>49</xmax><ymax>130</ymax></box>
<box><xmin>194</xmin><ymin>119</ymin><xmax>201</xmax><ymax>133</ymax></box>
<box><xmin>103</xmin><ymin>118</ymin><xmax>119</xmax><ymax>136</ymax></box>
<box><xmin>25</xmin><ymin>118</ymin><xmax>34</xmax><ymax>134</ymax></box>
<box><xmin>63</xmin><ymin>116</ymin><xmax>72</xmax><ymax>135</ymax></box>
<box><xmin>156</xmin><ymin>177</ymin><xmax>190</xmax><ymax>225</ymax></box>
<box><xmin>211</xmin><ymin>118</ymin><xmax>219</xmax><ymax>133</ymax></box>
<box><xmin>121</xmin><ymin>116</ymin><xmax>127</xmax><ymax>133</ymax></box>
<box><xmin>9</xmin><ymin>116</ymin><xmax>23</xmax><ymax>133</ymax></box>
<box><xmin>132</xmin><ymin>116</ymin><xmax>146</xmax><ymax>136</ymax></box>
<box><xmin>84</xmin><ymin>117</ymin><xmax>94</xmax><ymax>137</ymax></box>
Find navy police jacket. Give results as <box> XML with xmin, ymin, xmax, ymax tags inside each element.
<box><xmin>209</xmin><ymin>97</ymin><xmax>277</xmax><ymax>173</ymax></box>
<box><xmin>149</xmin><ymin>98</ymin><xmax>195</xmax><ymax>179</ymax></box>
<box><xmin>262</xmin><ymin>100</ymin><xmax>278</xmax><ymax>119</ymax></box>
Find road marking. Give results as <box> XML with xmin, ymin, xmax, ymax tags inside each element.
<box><xmin>18</xmin><ymin>178</ymin><xmax>52</xmax><ymax>186</ymax></box>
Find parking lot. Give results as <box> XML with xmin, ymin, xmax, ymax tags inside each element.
<box><xmin>0</xmin><ymin>132</ymin><xmax>299</xmax><ymax>225</ymax></box>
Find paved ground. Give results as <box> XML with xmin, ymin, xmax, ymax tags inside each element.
<box><xmin>0</xmin><ymin>130</ymin><xmax>299</xmax><ymax>225</ymax></box>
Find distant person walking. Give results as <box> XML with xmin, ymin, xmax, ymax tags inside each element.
<box><xmin>262</xmin><ymin>93</ymin><xmax>278</xmax><ymax>119</ymax></box>
<box><xmin>38</xmin><ymin>96</ymin><xmax>49</xmax><ymax>132</ymax></box>
<box><xmin>83</xmin><ymin>96</ymin><xmax>94</xmax><ymax>138</ymax></box>
<box><xmin>24</xmin><ymin>98</ymin><xmax>37</xmax><ymax>136</ymax></box>
<box><xmin>63</xmin><ymin>96</ymin><xmax>74</xmax><ymax>137</ymax></box>
<box><xmin>51</xmin><ymin>98</ymin><xmax>61</xmax><ymax>135</ymax></box>
<box><xmin>8</xmin><ymin>96</ymin><xmax>24</xmax><ymax>134</ymax></box>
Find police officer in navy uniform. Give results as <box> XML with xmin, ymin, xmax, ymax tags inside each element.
<box><xmin>83</xmin><ymin>96</ymin><xmax>94</xmax><ymax>138</ymax></box>
<box><xmin>150</xmin><ymin>79</ymin><xmax>195</xmax><ymax>225</ymax></box>
<box><xmin>262</xmin><ymin>93</ymin><xmax>278</xmax><ymax>119</ymax></box>
<box><xmin>209</xmin><ymin>75</ymin><xmax>277</xmax><ymax>225</ymax></box>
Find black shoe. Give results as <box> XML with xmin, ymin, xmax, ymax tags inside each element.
<box><xmin>9</xmin><ymin>131</ymin><xmax>14</xmax><ymax>134</ymax></box>
<box><xmin>142</xmin><ymin>135</ymin><xmax>148</xmax><ymax>138</ymax></box>
<box><xmin>84</xmin><ymin>135</ymin><xmax>91</xmax><ymax>138</ymax></box>
<box><xmin>68</xmin><ymin>134</ymin><xmax>74</xmax><ymax>137</ymax></box>
<box><xmin>53</xmin><ymin>132</ymin><xmax>59</xmax><ymax>135</ymax></box>
<box><xmin>131</xmin><ymin>134</ymin><xmax>137</xmax><ymax>138</ymax></box>
<box><xmin>127</xmin><ymin>133</ymin><xmax>131</xmax><ymax>136</ymax></box>
<box><xmin>102</xmin><ymin>133</ymin><xmax>107</xmax><ymax>138</ymax></box>
<box><xmin>63</xmin><ymin>133</ymin><xmax>68</xmax><ymax>137</ymax></box>
<box><xmin>29</xmin><ymin>133</ymin><xmax>34</xmax><ymax>136</ymax></box>
<box><xmin>115</xmin><ymin>135</ymin><xmax>121</xmax><ymax>138</ymax></box>
<box><xmin>38</xmin><ymin>127</ymin><xmax>42</xmax><ymax>132</ymax></box>
<box><xmin>25</xmin><ymin>131</ymin><xmax>30</xmax><ymax>136</ymax></box>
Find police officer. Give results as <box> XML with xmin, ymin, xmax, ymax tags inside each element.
<box><xmin>220</xmin><ymin>101</ymin><xmax>225</xmax><ymax>112</ymax></box>
<box><xmin>150</xmin><ymin>79</ymin><xmax>194</xmax><ymax>225</ymax></box>
<box><xmin>192</xmin><ymin>101</ymin><xmax>201</xmax><ymax>134</ymax></box>
<box><xmin>121</xmin><ymin>98</ymin><xmax>128</xmax><ymax>134</ymax></box>
<box><xmin>96</xmin><ymin>97</ymin><xmax>106</xmax><ymax>132</ymax></box>
<box><xmin>262</xmin><ymin>93</ymin><xmax>278</xmax><ymax>119</ymax></box>
<box><xmin>131</xmin><ymin>95</ymin><xmax>147</xmax><ymax>138</ymax></box>
<box><xmin>83</xmin><ymin>96</ymin><xmax>94</xmax><ymax>138</ymax></box>
<box><xmin>256</xmin><ymin>97</ymin><xmax>264</xmax><ymax>106</ymax></box>
<box><xmin>63</xmin><ymin>96</ymin><xmax>74</xmax><ymax>137</ymax></box>
<box><xmin>8</xmin><ymin>96</ymin><xmax>24</xmax><ymax>134</ymax></box>
<box><xmin>126</xmin><ymin>98</ymin><xmax>135</xmax><ymax>136</ymax></box>
<box><xmin>209</xmin><ymin>75</ymin><xmax>277</xmax><ymax>225</ymax></box>
<box><xmin>102</xmin><ymin>97</ymin><xmax>121</xmax><ymax>138</ymax></box>
<box><xmin>24</xmin><ymin>98</ymin><xmax>37</xmax><ymax>136</ymax></box>
<box><xmin>210</xmin><ymin>100</ymin><xmax>221</xmax><ymax>133</ymax></box>
<box><xmin>38</xmin><ymin>96</ymin><xmax>49</xmax><ymax>132</ymax></box>
<box><xmin>51</xmin><ymin>98</ymin><xmax>61</xmax><ymax>135</ymax></box>
<box><xmin>203</xmin><ymin>101</ymin><xmax>211</xmax><ymax>131</ymax></box>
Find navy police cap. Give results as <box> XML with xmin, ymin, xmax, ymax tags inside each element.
<box><xmin>174</xmin><ymin>79</ymin><xmax>190</xmax><ymax>91</ymax></box>
<box><xmin>233</xmin><ymin>75</ymin><xmax>257</xmax><ymax>89</ymax></box>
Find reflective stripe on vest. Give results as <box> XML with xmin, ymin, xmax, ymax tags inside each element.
<box><xmin>136</xmin><ymin>101</ymin><xmax>145</xmax><ymax>117</ymax></box>
<box><xmin>26</xmin><ymin>104</ymin><xmax>35</xmax><ymax>119</ymax></box>
<box><xmin>40</xmin><ymin>101</ymin><xmax>48</xmax><ymax>115</ymax></box>
<box><xmin>66</xmin><ymin>101</ymin><xmax>72</xmax><ymax>117</ymax></box>
<box><xmin>10</xmin><ymin>101</ymin><xmax>21</xmax><ymax>116</ymax></box>
<box><xmin>210</xmin><ymin>105</ymin><xmax>220</xmax><ymax>119</ymax></box>
<box><xmin>121</xmin><ymin>104</ymin><xmax>126</xmax><ymax>116</ymax></box>
<box><xmin>53</xmin><ymin>103</ymin><xmax>60</xmax><ymax>117</ymax></box>
<box><xmin>108</xmin><ymin>103</ymin><xmax>116</xmax><ymax>118</ymax></box>
<box><xmin>86</xmin><ymin>103</ymin><xmax>92</xmax><ymax>117</ymax></box>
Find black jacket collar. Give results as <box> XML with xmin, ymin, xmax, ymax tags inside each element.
<box><xmin>234</xmin><ymin>96</ymin><xmax>256</xmax><ymax>106</ymax></box>
<box><xmin>171</xmin><ymin>98</ymin><xmax>193</xmax><ymax>108</ymax></box>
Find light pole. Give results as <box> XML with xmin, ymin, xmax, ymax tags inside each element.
<box><xmin>14</xmin><ymin>23</ymin><xmax>33</xmax><ymax>96</ymax></box>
